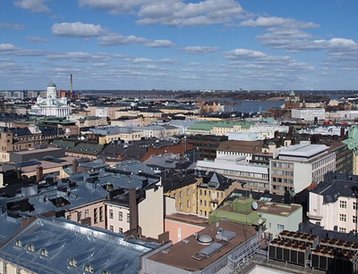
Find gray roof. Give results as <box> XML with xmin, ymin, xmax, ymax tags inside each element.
<box><xmin>7</xmin><ymin>181</ymin><xmax>108</xmax><ymax>216</ymax></box>
<box><xmin>114</xmin><ymin>160</ymin><xmax>155</xmax><ymax>176</ymax></box>
<box><xmin>0</xmin><ymin>217</ymin><xmax>158</xmax><ymax>274</ymax></box>
<box><xmin>312</xmin><ymin>173</ymin><xmax>358</xmax><ymax>203</ymax></box>
<box><xmin>0</xmin><ymin>213</ymin><xmax>21</xmax><ymax>245</ymax></box>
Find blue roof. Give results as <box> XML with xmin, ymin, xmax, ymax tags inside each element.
<box><xmin>0</xmin><ymin>213</ymin><xmax>21</xmax><ymax>245</ymax></box>
<box><xmin>0</xmin><ymin>217</ymin><xmax>158</xmax><ymax>274</ymax></box>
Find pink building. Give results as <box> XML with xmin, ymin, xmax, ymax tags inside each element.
<box><xmin>165</xmin><ymin>213</ymin><xmax>208</xmax><ymax>244</ymax></box>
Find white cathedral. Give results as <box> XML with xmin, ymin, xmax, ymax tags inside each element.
<box><xmin>30</xmin><ymin>81</ymin><xmax>72</xmax><ymax>117</ymax></box>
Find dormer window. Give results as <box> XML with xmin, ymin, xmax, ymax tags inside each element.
<box><xmin>84</xmin><ymin>264</ymin><xmax>94</xmax><ymax>273</ymax></box>
<box><xmin>68</xmin><ymin>258</ymin><xmax>77</xmax><ymax>268</ymax></box>
<box><xmin>40</xmin><ymin>248</ymin><xmax>48</xmax><ymax>257</ymax></box>
<box><xmin>27</xmin><ymin>244</ymin><xmax>35</xmax><ymax>252</ymax></box>
<box><xmin>15</xmin><ymin>239</ymin><xmax>22</xmax><ymax>247</ymax></box>
<box><xmin>102</xmin><ymin>271</ymin><xmax>110</xmax><ymax>274</ymax></box>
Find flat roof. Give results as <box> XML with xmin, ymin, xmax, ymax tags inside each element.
<box><xmin>278</xmin><ymin>144</ymin><xmax>328</xmax><ymax>158</ymax></box>
<box><xmin>148</xmin><ymin>221</ymin><xmax>257</xmax><ymax>271</ymax></box>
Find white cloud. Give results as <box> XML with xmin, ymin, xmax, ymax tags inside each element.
<box><xmin>27</xmin><ymin>36</ymin><xmax>48</xmax><ymax>43</ymax></box>
<box><xmin>52</xmin><ymin>22</ymin><xmax>104</xmax><ymax>38</ymax></box>
<box><xmin>225</xmin><ymin>48</ymin><xmax>266</xmax><ymax>59</ymax></box>
<box><xmin>0</xmin><ymin>22</ymin><xmax>24</xmax><ymax>30</ymax></box>
<box><xmin>79</xmin><ymin>0</ymin><xmax>147</xmax><ymax>14</ymax></box>
<box><xmin>97</xmin><ymin>33</ymin><xmax>147</xmax><ymax>45</ymax></box>
<box><xmin>0</xmin><ymin>43</ymin><xmax>18</xmax><ymax>52</ymax></box>
<box><xmin>13</xmin><ymin>0</ymin><xmax>50</xmax><ymax>13</ymax></box>
<box><xmin>184</xmin><ymin>46</ymin><xmax>217</xmax><ymax>54</ymax></box>
<box><xmin>79</xmin><ymin>0</ymin><xmax>244</xmax><ymax>26</ymax></box>
<box><xmin>97</xmin><ymin>32</ymin><xmax>174</xmax><ymax>48</ymax></box>
<box><xmin>241</xmin><ymin>16</ymin><xmax>318</xmax><ymax>29</ymax></box>
<box><xmin>145</xmin><ymin>39</ymin><xmax>173</xmax><ymax>48</ymax></box>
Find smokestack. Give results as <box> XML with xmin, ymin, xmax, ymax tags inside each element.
<box><xmin>72</xmin><ymin>159</ymin><xmax>78</xmax><ymax>173</ymax></box>
<box><xmin>129</xmin><ymin>189</ymin><xmax>138</xmax><ymax>233</ymax></box>
<box><xmin>70</xmin><ymin>74</ymin><xmax>73</xmax><ymax>98</ymax></box>
<box><xmin>36</xmin><ymin>166</ymin><xmax>43</xmax><ymax>183</ymax></box>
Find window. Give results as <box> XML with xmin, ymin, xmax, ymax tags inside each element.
<box><xmin>85</xmin><ymin>209</ymin><xmax>89</xmax><ymax>218</ymax></box>
<box><xmin>339</xmin><ymin>227</ymin><xmax>346</xmax><ymax>233</ymax></box>
<box><xmin>127</xmin><ymin>213</ymin><xmax>130</xmax><ymax>223</ymax></box>
<box><xmin>354</xmin><ymin>216</ymin><xmax>357</xmax><ymax>223</ymax></box>
<box><xmin>118</xmin><ymin>211</ymin><xmax>123</xmax><ymax>221</ymax></box>
<box><xmin>77</xmin><ymin>211</ymin><xmax>82</xmax><ymax>221</ymax></box>
<box><xmin>109</xmin><ymin>209</ymin><xmax>113</xmax><ymax>219</ymax></box>
<box><xmin>67</xmin><ymin>214</ymin><xmax>71</xmax><ymax>220</ymax></box>
<box><xmin>277</xmin><ymin>224</ymin><xmax>285</xmax><ymax>231</ymax></box>
<box><xmin>354</xmin><ymin>202</ymin><xmax>357</xmax><ymax>210</ymax></box>
<box><xmin>15</xmin><ymin>239</ymin><xmax>22</xmax><ymax>247</ymax></box>
<box><xmin>16</xmin><ymin>268</ymin><xmax>21</xmax><ymax>274</ymax></box>
<box><xmin>99</xmin><ymin>206</ymin><xmax>103</xmax><ymax>222</ymax></box>
<box><xmin>3</xmin><ymin>262</ymin><xmax>7</xmax><ymax>274</ymax></box>
<box><xmin>340</xmin><ymin>200</ymin><xmax>347</xmax><ymax>208</ymax></box>
<box><xmin>118</xmin><ymin>228</ymin><xmax>123</xmax><ymax>233</ymax></box>
<box><xmin>339</xmin><ymin>214</ymin><xmax>347</xmax><ymax>222</ymax></box>
<box><xmin>109</xmin><ymin>225</ymin><xmax>114</xmax><ymax>232</ymax></box>
<box><xmin>94</xmin><ymin>208</ymin><xmax>98</xmax><ymax>224</ymax></box>
<box><xmin>187</xmin><ymin>200</ymin><xmax>190</xmax><ymax>208</ymax></box>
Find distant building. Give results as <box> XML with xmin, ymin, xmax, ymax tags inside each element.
<box><xmin>29</xmin><ymin>81</ymin><xmax>72</xmax><ymax>117</ymax></box>
<box><xmin>291</xmin><ymin>108</ymin><xmax>325</xmax><ymax>122</ymax></box>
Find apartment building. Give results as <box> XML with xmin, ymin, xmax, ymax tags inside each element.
<box><xmin>270</xmin><ymin>142</ymin><xmax>336</xmax><ymax>195</ymax></box>
<box><xmin>216</xmin><ymin>140</ymin><xmax>264</xmax><ymax>161</ymax></box>
<box><xmin>308</xmin><ymin>173</ymin><xmax>358</xmax><ymax>233</ymax></box>
<box><xmin>291</xmin><ymin>108</ymin><xmax>325</xmax><ymax>121</ymax></box>
<box><xmin>196</xmin><ymin>172</ymin><xmax>235</xmax><ymax>218</ymax></box>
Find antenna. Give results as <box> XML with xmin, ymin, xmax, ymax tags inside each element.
<box><xmin>252</xmin><ymin>201</ymin><xmax>258</xmax><ymax>210</ymax></box>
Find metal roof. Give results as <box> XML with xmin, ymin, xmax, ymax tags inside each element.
<box><xmin>0</xmin><ymin>217</ymin><xmax>158</xmax><ymax>274</ymax></box>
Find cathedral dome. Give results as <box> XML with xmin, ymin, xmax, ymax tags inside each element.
<box><xmin>47</xmin><ymin>81</ymin><xmax>56</xmax><ymax>88</ymax></box>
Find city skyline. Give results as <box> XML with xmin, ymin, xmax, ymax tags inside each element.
<box><xmin>1</xmin><ymin>0</ymin><xmax>358</xmax><ymax>90</ymax></box>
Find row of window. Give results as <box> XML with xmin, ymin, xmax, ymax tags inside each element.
<box><xmin>271</xmin><ymin>162</ymin><xmax>293</xmax><ymax>169</ymax></box>
<box><xmin>339</xmin><ymin>214</ymin><xmax>357</xmax><ymax>223</ymax></box>
<box><xmin>109</xmin><ymin>209</ymin><xmax>130</xmax><ymax>223</ymax></box>
<box><xmin>339</xmin><ymin>200</ymin><xmax>357</xmax><ymax>210</ymax></box>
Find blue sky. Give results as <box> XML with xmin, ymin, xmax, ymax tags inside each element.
<box><xmin>1</xmin><ymin>0</ymin><xmax>358</xmax><ymax>90</ymax></box>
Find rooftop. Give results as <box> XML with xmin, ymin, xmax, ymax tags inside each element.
<box><xmin>0</xmin><ymin>217</ymin><xmax>158</xmax><ymax>274</ymax></box>
<box><xmin>277</xmin><ymin>143</ymin><xmax>328</xmax><ymax>159</ymax></box>
<box><xmin>148</xmin><ymin>221</ymin><xmax>257</xmax><ymax>271</ymax></box>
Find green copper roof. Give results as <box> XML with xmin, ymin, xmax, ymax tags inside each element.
<box><xmin>47</xmin><ymin>81</ymin><xmax>56</xmax><ymax>87</ymax></box>
<box><xmin>188</xmin><ymin>120</ymin><xmax>252</xmax><ymax>131</ymax></box>
<box><xmin>343</xmin><ymin>126</ymin><xmax>358</xmax><ymax>151</ymax></box>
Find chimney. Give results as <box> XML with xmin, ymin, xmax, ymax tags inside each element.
<box><xmin>72</xmin><ymin>159</ymin><xmax>78</xmax><ymax>173</ymax></box>
<box><xmin>340</xmin><ymin>127</ymin><xmax>345</xmax><ymax>139</ymax></box>
<box><xmin>16</xmin><ymin>168</ymin><xmax>22</xmax><ymax>179</ymax></box>
<box><xmin>129</xmin><ymin>188</ymin><xmax>138</xmax><ymax>233</ymax></box>
<box><xmin>36</xmin><ymin>166</ymin><xmax>43</xmax><ymax>183</ymax></box>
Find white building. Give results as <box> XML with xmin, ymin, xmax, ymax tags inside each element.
<box><xmin>29</xmin><ymin>81</ymin><xmax>71</xmax><ymax>117</ymax></box>
<box><xmin>291</xmin><ymin>108</ymin><xmax>325</xmax><ymax>121</ymax></box>
<box><xmin>270</xmin><ymin>142</ymin><xmax>336</xmax><ymax>195</ymax></box>
<box><xmin>307</xmin><ymin>173</ymin><xmax>358</xmax><ymax>233</ymax></box>
<box><xmin>195</xmin><ymin>155</ymin><xmax>269</xmax><ymax>191</ymax></box>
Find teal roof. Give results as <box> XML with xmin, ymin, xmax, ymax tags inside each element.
<box><xmin>47</xmin><ymin>81</ymin><xmax>56</xmax><ymax>87</ymax></box>
<box><xmin>343</xmin><ymin>126</ymin><xmax>358</xmax><ymax>151</ymax></box>
<box><xmin>188</xmin><ymin>120</ymin><xmax>252</xmax><ymax>132</ymax></box>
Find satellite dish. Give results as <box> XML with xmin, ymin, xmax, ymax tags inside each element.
<box><xmin>252</xmin><ymin>201</ymin><xmax>258</xmax><ymax>210</ymax></box>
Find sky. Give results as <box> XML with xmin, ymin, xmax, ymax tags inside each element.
<box><xmin>1</xmin><ymin>0</ymin><xmax>358</xmax><ymax>91</ymax></box>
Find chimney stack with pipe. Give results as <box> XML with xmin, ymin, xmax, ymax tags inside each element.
<box><xmin>72</xmin><ymin>159</ymin><xmax>78</xmax><ymax>173</ymax></box>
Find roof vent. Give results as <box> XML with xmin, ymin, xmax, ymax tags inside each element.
<box><xmin>196</xmin><ymin>234</ymin><xmax>214</xmax><ymax>245</ymax></box>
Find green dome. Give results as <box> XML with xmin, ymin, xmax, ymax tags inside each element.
<box><xmin>47</xmin><ymin>81</ymin><xmax>56</xmax><ymax>88</ymax></box>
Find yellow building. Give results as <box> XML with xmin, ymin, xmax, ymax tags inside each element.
<box><xmin>197</xmin><ymin>172</ymin><xmax>236</xmax><ymax>218</ymax></box>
